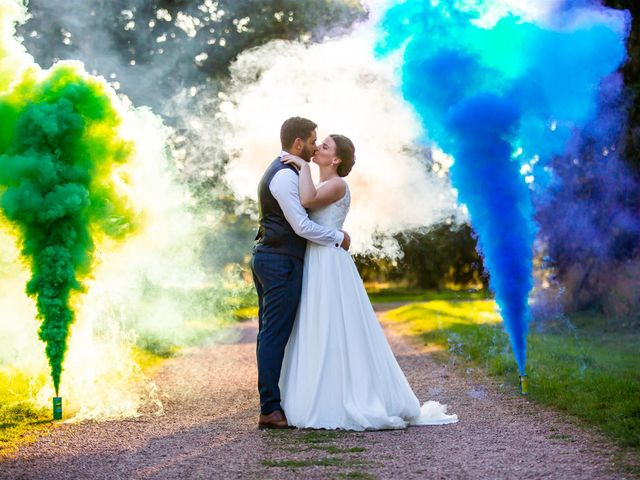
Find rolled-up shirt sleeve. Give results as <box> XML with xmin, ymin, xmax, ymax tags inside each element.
<box><xmin>270</xmin><ymin>168</ymin><xmax>344</xmax><ymax>248</ymax></box>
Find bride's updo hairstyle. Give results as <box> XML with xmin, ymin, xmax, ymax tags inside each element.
<box><xmin>330</xmin><ymin>134</ymin><xmax>356</xmax><ymax>177</ymax></box>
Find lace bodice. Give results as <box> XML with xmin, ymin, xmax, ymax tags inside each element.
<box><xmin>308</xmin><ymin>181</ymin><xmax>350</xmax><ymax>230</ymax></box>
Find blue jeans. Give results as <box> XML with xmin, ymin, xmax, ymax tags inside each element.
<box><xmin>251</xmin><ymin>252</ymin><xmax>304</xmax><ymax>415</ymax></box>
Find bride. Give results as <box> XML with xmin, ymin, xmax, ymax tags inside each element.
<box><xmin>278</xmin><ymin>134</ymin><xmax>458</xmax><ymax>430</ymax></box>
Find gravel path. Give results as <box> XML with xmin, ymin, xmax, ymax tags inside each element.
<box><xmin>1</xmin><ymin>314</ymin><xmax>636</xmax><ymax>480</ymax></box>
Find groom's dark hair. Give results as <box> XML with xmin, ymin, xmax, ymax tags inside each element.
<box><xmin>280</xmin><ymin>117</ymin><xmax>317</xmax><ymax>150</ymax></box>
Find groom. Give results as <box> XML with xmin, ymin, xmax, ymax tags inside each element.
<box><xmin>251</xmin><ymin>116</ymin><xmax>350</xmax><ymax>429</ymax></box>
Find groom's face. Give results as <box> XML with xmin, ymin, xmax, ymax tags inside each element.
<box><xmin>298</xmin><ymin>130</ymin><xmax>318</xmax><ymax>162</ymax></box>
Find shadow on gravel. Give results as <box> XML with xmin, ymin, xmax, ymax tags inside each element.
<box><xmin>1</xmin><ymin>414</ymin><xmax>256</xmax><ymax>479</ymax></box>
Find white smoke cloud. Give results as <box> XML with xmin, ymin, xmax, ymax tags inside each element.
<box><xmin>461</xmin><ymin>0</ymin><xmax>625</xmax><ymax>33</ymax></box>
<box><xmin>468</xmin><ymin>0</ymin><xmax>561</xmax><ymax>28</ymax></box>
<box><xmin>364</xmin><ymin>0</ymin><xmax>562</xmax><ymax>30</ymax></box>
<box><xmin>0</xmin><ymin>227</ymin><xmax>41</xmax><ymax>368</ymax></box>
<box><xmin>222</xmin><ymin>25</ymin><xmax>462</xmax><ymax>253</ymax></box>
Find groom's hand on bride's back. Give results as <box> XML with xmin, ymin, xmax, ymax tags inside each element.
<box><xmin>340</xmin><ymin>231</ymin><xmax>351</xmax><ymax>251</ymax></box>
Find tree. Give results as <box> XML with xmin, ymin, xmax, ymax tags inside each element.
<box><xmin>355</xmin><ymin>222</ymin><xmax>488</xmax><ymax>290</ymax></box>
<box><xmin>19</xmin><ymin>0</ymin><xmax>367</xmax><ymax>111</ymax></box>
<box><xmin>604</xmin><ymin>0</ymin><xmax>640</xmax><ymax>171</ymax></box>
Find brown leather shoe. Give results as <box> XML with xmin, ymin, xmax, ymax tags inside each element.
<box><xmin>258</xmin><ymin>410</ymin><xmax>291</xmax><ymax>429</ymax></box>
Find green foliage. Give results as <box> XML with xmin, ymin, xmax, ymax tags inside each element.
<box><xmin>604</xmin><ymin>0</ymin><xmax>640</xmax><ymax>170</ymax></box>
<box><xmin>0</xmin><ymin>63</ymin><xmax>137</xmax><ymax>393</ymax></box>
<box><xmin>196</xmin><ymin>187</ymin><xmax>258</xmax><ymax>274</ymax></box>
<box><xmin>396</xmin><ymin>223</ymin><xmax>487</xmax><ymax>289</ymax></box>
<box><xmin>355</xmin><ymin>222</ymin><xmax>488</xmax><ymax>290</ymax></box>
<box><xmin>385</xmin><ymin>300</ymin><xmax>640</xmax><ymax>449</ymax></box>
<box><xmin>122</xmin><ymin>272</ymin><xmax>258</xmax><ymax>356</ymax></box>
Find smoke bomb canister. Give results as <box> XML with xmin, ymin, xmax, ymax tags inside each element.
<box><xmin>53</xmin><ymin>397</ymin><xmax>62</xmax><ymax>420</ymax></box>
<box><xmin>519</xmin><ymin>375</ymin><xmax>529</xmax><ymax>395</ymax></box>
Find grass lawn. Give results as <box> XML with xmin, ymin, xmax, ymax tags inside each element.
<box><xmin>382</xmin><ymin>299</ymin><xmax>640</xmax><ymax>450</ymax></box>
<box><xmin>366</xmin><ymin>285</ymin><xmax>491</xmax><ymax>304</ymax></box>
<box><xmin>0</xmin><ymin>369</ymin><xmax>51</xmax><ymax>457</ymax></box>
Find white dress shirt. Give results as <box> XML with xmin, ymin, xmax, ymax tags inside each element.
<box><xmin>269</xmin><ymin>151</ymin><xmax>344</xmax><ymax>248</ymax></box>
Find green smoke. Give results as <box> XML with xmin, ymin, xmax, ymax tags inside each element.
<box><xmin>0</xmin><ymin>63</ymin><xmax>138</xmax><ymax>394</ymax></box>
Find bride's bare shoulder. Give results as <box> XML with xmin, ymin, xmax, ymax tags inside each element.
<box><xmin>323</xmin><ymin>177</ymin><xmax>348</xmax><ymax>191</ymax></box>
<box><xmin>300</xmin><ymin>178</ymin><xmax>345</xmax><ymax>209</ymax></box>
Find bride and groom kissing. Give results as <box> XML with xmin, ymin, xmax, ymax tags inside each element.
<box><xmin>251</xmin><ymin>116</ymin><xmax>458</xmax><ymax>431</ymax></box>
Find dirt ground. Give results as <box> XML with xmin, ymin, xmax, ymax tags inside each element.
<box><xmin>1</xmin><ymin>313</ymin><xmax>637</xmax><ymax>480</ymax></box>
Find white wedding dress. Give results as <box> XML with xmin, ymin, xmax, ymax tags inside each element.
<box><xmin>279</xmin><ymin>181</ymin><xmax>458</xmax><ymax>430</ymax></box>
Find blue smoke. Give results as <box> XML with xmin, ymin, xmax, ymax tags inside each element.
<box><xmin>375</xmin><ymin>0</ymin><xmax>630</xmax><ymax>374</ymax></box>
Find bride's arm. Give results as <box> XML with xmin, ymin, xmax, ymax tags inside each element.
<box><xmin>297</xmin><ymin>163</ymin><xmax>346</xmax><ymax>209</ymax></box>
<box><xmin>281</xmin><ymin>156</ymin><xmax>346</xmax><ymax>209</ymax></box>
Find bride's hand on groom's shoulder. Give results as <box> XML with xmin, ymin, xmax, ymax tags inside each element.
<box><xmin>281</xmin><ymin>154</ymin><xmax>306</xmax><ymax>171</ymax></box>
